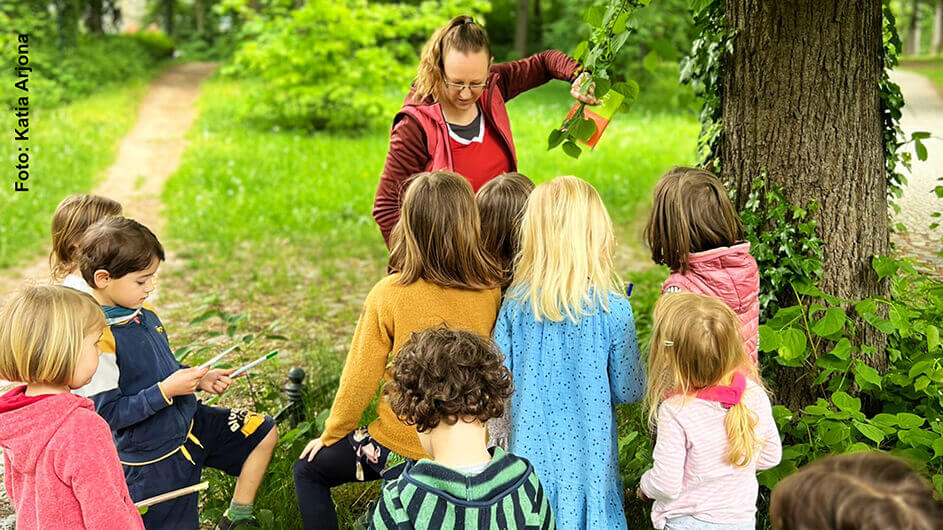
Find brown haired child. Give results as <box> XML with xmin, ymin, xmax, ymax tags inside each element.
<box><xmin>294</xmin><ymin>170</ymin><xmax>503</xmax><ymax>530</ymax></box>
<box><xmin>644</xmin><ymin>166</ymin><xmax>760</xmax><ymax>364</ymax></box>
<box><xmin>370</xmin><ymin>327</ymin><xmax>554</xmax><ymax>529</ymax></box>
<box><xmin>476</xmin><ymin>171</ymin><xmax>535</xmax><ymax>289</ymax></box>
<box><xmin>770</xmin><ymin>452</ymin><xmax>943</xmax><ymax>530</ymax></box>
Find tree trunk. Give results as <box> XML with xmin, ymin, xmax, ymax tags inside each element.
<box><xmin>932</xmin><ymin>1</ymin><xmax>943</xmax><ymax>54</ymax></box>
<box><xmin>195</xmin><ymin>0</ymin><xmax>205</xmax><ymax>35</ymax></box>
<box><xmin>513</xmin><ymin>0</ymin><xmax>529</xmax><ymax>57</ymax></box>
<box><xmin>722</xmin><ymin>0</ymin><xmax>889</xmax><ymax>410</ymax></box>
<box><xmin>908</xmin><ymin>0</ymin><xmax>922</xmax><ymax>55</ymax></box>
<box><xmin>162</xmin><ymin>0</ymin><xmax>174</xmax><ymax>37</ymax></box>
<box><xmin>85</xmin><ymin>0</ymin><xmax>103</xmax><ymax>33</ymax></box>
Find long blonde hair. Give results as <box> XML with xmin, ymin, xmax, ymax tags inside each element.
<box><xmin>413</xmin><ymin>15</ymin><xmax>491</xmax><ymax>102</ymax></box>
<box><xmin>0</xmin><ymin>285</ymin><xmax>104</xmax><ymax>385</ymax></box>
<box><xmin>507</xmin><ymin>176</ymin><xmax>623</xmax><ymax>323</ymax></box>
<box><xmin>388</xmin><ymin>171</ymin><xmax>502</xmax><ymax>290</ymax></box>
<box><xmin>49</xmin><ymin>194</ymin><xmax>123</xmax><ymax>281</ymax></box>
<box><xmin>646</xmin><ymin>292</ymin><xmax>763</xmax><ymax>467</ymax></box>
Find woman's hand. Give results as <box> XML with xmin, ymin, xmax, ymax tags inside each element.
<box><xmin>299</xmin><ymin>437</ymin><xmax>325</xmax><ymax>462</ymax></box>
<box><xmin>570</xmin><ymin>72</ymin><xmax>602</xmax><ymax>106</ymax></box>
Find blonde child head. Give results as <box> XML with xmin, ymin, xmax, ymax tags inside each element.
<box><xmin>389</xmin><ymin>170</ymin><xmax>502</xmax><ymax>290</ymax></box>
<box><xmin>49</xmin><ymin>194</ymin><xmax>123</xmax><ymax>281</ymax></box>
<box><xmin>644</xmin><ymin>167</ymin><xmax>743</xmax><ymax>274</ymax></box>
<box><xmin>475</xmin><ymin>172</ymin><xmax>535</xmax><ymax>287</ymax></box>
<box><xmin>0</xmin><ymin>285</ymin><xmax>104</xmax><ymax>389</ymax></box>
<box><xmin>509</xmin><ymin>175</ymin><xmax>621</xmax><ymax>323</ymax></box>
<box><xmin>647</xmin><ymin>292</ymin><xmax>761</xmax><ymax>467</ymax></box>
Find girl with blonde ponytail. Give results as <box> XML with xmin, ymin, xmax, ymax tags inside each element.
<box><xmin>639</xmin><ymin>292</ymin><xmax>782</xmax><ymax>530</ymax></box>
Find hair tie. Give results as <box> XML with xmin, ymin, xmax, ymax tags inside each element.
<box><xmin>461</xmin><ymin>17</ymin><xmax>475</xmax><ymax>25</ymax></box>
<box><xmin>664</xmin><ymin>340</ymin><xmax>674</xmax><ymax>347</ymax></box>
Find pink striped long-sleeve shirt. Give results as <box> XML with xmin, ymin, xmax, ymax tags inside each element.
<box><xmin>640</xmin><ymin>381</ymin><xmax>782</xmax><ymax>529</ymax></box>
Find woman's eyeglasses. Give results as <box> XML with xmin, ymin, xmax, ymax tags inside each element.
<box><xmin>443</xmin><ymin>79</ymin><xmax>489</xmax><ymax>94</ymax></box>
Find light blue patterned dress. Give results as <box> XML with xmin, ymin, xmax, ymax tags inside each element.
<box><xmin>495</xmin><ymin>290</ymin><xmax>646</xmax><ymax>530</ymax></box>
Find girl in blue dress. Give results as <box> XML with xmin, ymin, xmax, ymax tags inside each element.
<box><xmin>496</xmin><ymin>175</ymin><xmax>646</xmax><ymax>530</ymax></box>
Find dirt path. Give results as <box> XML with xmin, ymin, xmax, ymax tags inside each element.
<box><xmin>0</xmin><ymin>62</ymin><xmax>217</xmax><ymax>300</ymax></box>
<box><xmin>889</xmin><ymin>69</ymin><xmax>943</xmax><ymax>273</ymax></box>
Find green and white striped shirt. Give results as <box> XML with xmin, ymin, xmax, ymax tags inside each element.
<box><xmin>370</xmin><ymin>447</ymin><xmax>555</xmax><ymax>530</ymax></box>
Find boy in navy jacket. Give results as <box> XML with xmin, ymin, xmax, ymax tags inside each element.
<box><xmin>75</xmin><ymin>217</ymin><xmax>277</xmax><ymax>530</ymax></box>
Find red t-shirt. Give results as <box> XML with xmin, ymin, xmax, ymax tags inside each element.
<box><xmin>448</xmin><ymin>117</ymin><xmax>513</xmax><ymax>191</ymax></box>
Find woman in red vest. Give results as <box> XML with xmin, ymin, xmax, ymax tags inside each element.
<box><xmin>373</xmin><ymin>15</ymin><xmax>599</xmax><ymax>246</ymax></box>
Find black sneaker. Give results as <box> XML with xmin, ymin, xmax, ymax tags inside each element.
<box><xmin>217</xmin><ymin>515</ymin><xmax>261</xmax><ymax>529</ymax></box>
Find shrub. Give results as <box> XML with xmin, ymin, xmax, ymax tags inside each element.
<box><xmin>222</xmin><ymin>0</ymin><xmax>490</xmax><ymax>132</ymax></box>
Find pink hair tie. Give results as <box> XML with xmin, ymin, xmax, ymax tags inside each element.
<box><xmin>696</xmin><ymin>372</ymin><xmax>747</xmax><ymax>409</ymax></box>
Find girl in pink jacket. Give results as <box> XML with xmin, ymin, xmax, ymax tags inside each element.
<box><xmin>0</xmin><ymin>286</ymin><xmax>144</xmax><ymax>530</ymax></box>
<box><xmin>645</xmin><ymin>166</ymin><xmax>760</xmax><ymax>364</ymax></box>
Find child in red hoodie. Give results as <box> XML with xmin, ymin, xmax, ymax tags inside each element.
<box><xmin>0</xmin><ymin>285</ymin><xmax>144</xmax><ymax>530</ymax></box>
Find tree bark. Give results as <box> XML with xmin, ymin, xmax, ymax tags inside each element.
<box><xmin>85</xmin><ymin>0</ymin><xmax>103</xmax><ymax>33</ymax></box>
<box><xmin>908</xmin><ymin>0</ymin><xmax>922</xmax><ymax>55</ymax></box>
<box><xmin>195</xmin><ymin>0</ymin><xmax>205</xmax><ymax>35</ymax></box>
<box><xmin>932</xmin><ymin>0</ymin><xmax>943</xmax><ymax>54</ymax></box>
<box><xmin>513</xmin><ymin>0</ymin><xmax>529</xmax><ymax>57</ymax></box>
<box><xmin>162</xmin><ymin>0</ymin><xmax>174</xmax><ymax>37</ymax></box>
<box><xmin>722</xmin><ymin>0</ymin><xmax>889</xmax><ymax>410</ymax></box>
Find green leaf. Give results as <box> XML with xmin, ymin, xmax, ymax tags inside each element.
<box><xmin>928</xmin><ymin>325</ymin><xmax>940</xmax><ymax>351</ymax></box>
<box><xmin>909</xmin><ymin>360</ymin><xmax>934</xmax><ymax>380</ymax></box>
<box><xmin>779</xmin><ymin>328</ymin><xmax>808</xmax><ymax>361</ymax></box>
<box><xmin>758</xmin><ymin>325</ymin><xmax>781</xmax><ymax>352</ymax></box>
<box><xmin>569</xmin><ymin>118</ymin><xmax>597</xmax><ymax>142</ymax></box>
<box><xmin>872</xmin><ymin>255</ymin><xmax>899</xmax><ymax>279</ymax></box>
<box><xmin>915</xmin><ymin>139</ymin><xmax>928</xmax><ymax>161</ymax></box>
<box><xmin>899</xmin><ymin>428</ymin><xmax>938</xmax><ymax>448</ymax></box>
<box><xmin>845</xmin><ymin>442</ymin><xmax>872</xmax><ymax>453</ymax></box>
<box><xmin>768</xmin><ymin>306</ymin><xmax>803</xmax><ymax>330</ymax></box>
<box><xmin>933</xmin><ymin>437</ymin><xmax>943</xmax><ymax>459</ymax></box>
<box><xmin>804</xmin><ymin>405</ymin><xmax>830</xmax><ymax>416</ymax></box>
<box><xmin>548</xmin><ymin>129</ymin><xmax>566</xmax><ymax>150</ymax></box>
<box><xmin>853</xmin><ymin>421</ymin><xmax>885</xmax><ymax>443</ymax></box>
<box><xmin>871</xmin><ymin>413</ymin><xmax>899</xmax><ymax>428</ymax></box>
<box><xmin>897</xmin><ymin>413</ymin><xmax>925</xmax><ymax>429</ymax></box>
<box><xmin>572</xmin><ymin>41</ymin><xmax>589</xmax><ymax>62</ymax></box>
<box><xmin>832</xmin><ymin>391</ymin><xmax>861</xmax><ymax>413</ymax></box>
<box><xmin>594</xmin><ymin>77</ymin><xmax>611</xmax><ymax>98</ymax></box>
<box><xmin>612</xmin><ymin>11</ymin><xmax>630</xmax><ymax>34</ymax></box>
<box><xmin>611</xmin><ymin>31</ymin><xmax>631</xmax><ymax>55</ymax></box>
<box><xmin>584</xmin><ymin>5</ymin><xmax>605</xmax><ymax>27</ymax></box>
<box><xmin>934</xmin><ymin>475</ymin><xmax>943</xmax><ymax>494</ymax></box>
<box><xmin>561</xmin><ymin>140</ymin><xmax>582</xmax><ymax>159</ymax></box>
<box><xmin>853</xmin><ymin>360</ymin><xmax>883</xmax><ymax>389</ymax></box>
<box><xmin>829</xmin><ymin>338</ymin><xmax>853</xmax><ymax>360</ymax></box>
<box><xmin>812</xmin><ymin>307</ymin><xmax>847</xmax><ymax>337</ymax></box>
<box><xmin>612</xmin><ymin>80</ymin><xmax>640</xmax><ymax>102</ymax></box>
<box><xmin>912</xmin><ymin>131</ymin><xmax>931</xmax><ymax>140</ymax></box>
<box><xmin>758</xmin><ymin>460</ymin><xmax>798</xmax><ymax>489</ymax></box>
<box><xmin>642</xmin><ymin>51</ymin><xmax>659</xmax><ymax>72</ymax></box>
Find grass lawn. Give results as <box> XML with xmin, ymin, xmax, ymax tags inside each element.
<box><xmin>158</xmin><ymin>75</ymin><xmax>698</xmax><ymax>529</ymax></box>
<box><xmin>0</xmin><ymin>79</ymin><xmax>152</xmax><ymax>269</ymax></box>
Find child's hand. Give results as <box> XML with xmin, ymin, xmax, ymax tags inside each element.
<box><xmin>299</xmin><ymin>437</ymin><xmax>325</xmax><ymax>462</ymax></box>
<box><xmin>198</xmin><ymin>369</ymin><xmax>235</xmax><ymax>395</ymax></box>
<box><xmin>636</xmin><ymin>486</ymin><xmax>649</xmax><ymax>502</ymax></box>
<box><xmin>160</xmin><ymin>366</ymin><xmax>210</xmax><ymax>398</ymax></box>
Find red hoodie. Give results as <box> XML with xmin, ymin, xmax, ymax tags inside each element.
<box><xmin>0</xmin><ymin>386</ymin><xmax>144</xmax><ymax>530</ymax></box>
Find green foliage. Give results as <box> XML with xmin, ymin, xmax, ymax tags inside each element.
<box><xmin>738</xmin><ymin>176</ymin><xmax>824</xmax><ymax>320</ymax></box>
<box><xmin>547</xmin><ymin>0</ymin><xmax>650</xmax><ymax>158</ymax></box>
<box><xmin>759</xmin><ymin>257</ymin><xmax>943</xmax><ymax>495</ymax></box>
<box><xmin>222</xmin><ymin>0</ymin><xmax>490</xmax><ymax>132</ymax></box>
<box><xmin>679</xmin><ymin>0</ymin><xmax>727</xmax><ymax>170</ymax></box>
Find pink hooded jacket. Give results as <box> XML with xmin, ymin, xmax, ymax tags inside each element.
<box><xmin>0</xmin><ymin>386</ymin><xmax>144</xmax><ymax>530</ymax></box>
<box><xmin>662</xmin><ymin>242</ymin><xmax>760</xmax><ymax>364</ymax></box>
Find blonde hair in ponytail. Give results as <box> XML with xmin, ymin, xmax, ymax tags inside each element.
<box><xmin>414</xmin><ymin>15</ymin><xmax>491</xmax><ymax>102</ymax></box>
<box><xmin>646</xmin><ymin>292</ymin><xmax>763</xmax><ymax>467</ymax></box>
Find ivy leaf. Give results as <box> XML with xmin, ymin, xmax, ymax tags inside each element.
<box><xmin>853</xmin><ymin>360</ymin><xmax>883</xmax><ymax>389</ymax></box>
<box><xmin>812</xmin><ymin>307</ymin><xmax>847</xmax><ymax>337</ymax></box>
<box><xmin>897</xmin><ymin>413</ymin><xmax>925</xmax><ymax>430</ymax></box>
<box><xmin>933</xmin><ymin>437</ymin><xmax>943</xmax><ymax>459</ymax></box>
<box><xmin>829</xmin><ymin>338</ymin><xmax>853</xmax><ymax>360</ymax></box>
<box><xmin>562</xmin><ymin>140</ymin><xmax>582</xmax><ymax>159</ymax></box>
<box><xmin>547</xmin><ymin>129</ymin><xmax>566</xmax><ymax>150</ymax></box>
<box><xmin>832</xmin><ymin>391</ymin><xmax>861</xmax><ymax>413</ymax></box>
<box><xmin>853</xmin><ymin>420</ymin><xmax>885</xmax><ymax>443</ymax></box>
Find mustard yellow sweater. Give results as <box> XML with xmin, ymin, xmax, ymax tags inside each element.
<box><xmin>321</xmin><ymin>274</ymin><xmax>501</xmax><ymax>460</ymax></box>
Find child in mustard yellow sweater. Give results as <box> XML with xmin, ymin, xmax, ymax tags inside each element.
<box><xmin>292</xmin><ymin>171</ymin><xmax>504</xmax><ymax>530</ymax></box>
